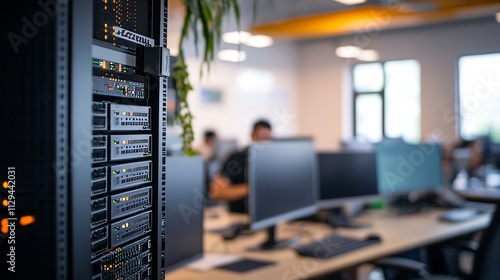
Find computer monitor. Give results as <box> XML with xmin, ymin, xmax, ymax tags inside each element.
<box><xmin>318</xmin><ymin>152</ymin><xmax>378</xmax><ymax>208</ymax></box>
<box><xmin>165</xmin><ymin>156</ymin><xmax>204</xmax><ymax>272</ymax></box>
<box><xmin>317</xmin><ymin>152</ymin><xmax>378</xmax><ymax>228</ymax></box>
<box><xmin>248</xmin><ymin>139</ymin><xmax>318</xmax><ymax>249</ymax></box>
<box><xmin>375</xmin><ymin>143</ymin><xmax>443</xmax><ymax>196</ymax></box>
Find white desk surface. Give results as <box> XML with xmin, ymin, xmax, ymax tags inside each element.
<box><xmin>166</xmin><ymin>208</ymin><xmax>491</xmax><ymax>280</ymax></box>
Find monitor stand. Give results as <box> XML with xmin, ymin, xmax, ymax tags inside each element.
<box><xmin>327</xmin><ymin>208</ymin><xmax>371</xmax><ymax>229</ymax></box>
<box><xmin>250</xmin><ymin>226</ymin><xmax>300</xmax><ymax>251</ymax></box>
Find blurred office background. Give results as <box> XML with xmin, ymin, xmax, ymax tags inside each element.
<box><xmin>166</xmin><ymin>0</ymin><xmax>500</xmax><ymax>157</ymax></box>
<box><xmin>164</xmin><ymin>2</ymin><xmax>500</xmax><ymax>194</ymax></box>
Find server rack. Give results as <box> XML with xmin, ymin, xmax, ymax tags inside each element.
<box><xmin>1</xmin><ymin>1</ymin><xmax>168</xmax><ymax>279</ymax></box>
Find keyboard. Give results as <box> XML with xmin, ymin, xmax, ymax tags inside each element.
<box><xmin>439</xmin><ymin>208</ymin><xmax>482</xmax><ymax>223</ymax></box>
<box><xmin>294</xmin><ymin>234</ymin><xmax>382</xmax><ymax>259</ymax></box>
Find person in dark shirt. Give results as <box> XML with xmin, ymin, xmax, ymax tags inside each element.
<box><xmin>209</xmin><ymin>119</ymin><xmax>272</xmax><ymax>213</ymax></box>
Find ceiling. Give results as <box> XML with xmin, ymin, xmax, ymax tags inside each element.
<box><xmin>249</xmin><ymin>0</ymin><xmax>500</xmax><ymax>40</ymax></box>
<box><xmin>248</xmin><ymin>0</ymin><xmax>382</xmax><ymax>23</ymax></box>
<box><xmin>168</xmin><ymin>0</ymin><xmax>500</xmax><ymax>43</ymax></box>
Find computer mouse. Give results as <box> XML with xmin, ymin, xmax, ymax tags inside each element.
<box><xmin>365</xmin><ymin>234</ymin><xmax>382</xmax><ymax>242</ymax></box>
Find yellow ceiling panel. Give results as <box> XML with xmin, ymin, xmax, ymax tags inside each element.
<box><xmin>251</xmin><ymin>0</ymin><xmax>500</xmax><ymax>40</ymax></box>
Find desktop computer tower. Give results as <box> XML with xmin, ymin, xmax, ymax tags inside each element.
<box><xmin>1</xmin><ymin>1</ymin><xmax>168</xmax><ymax>279</ymax></box>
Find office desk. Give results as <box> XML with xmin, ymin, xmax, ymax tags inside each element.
<box><xmin>457</xmin><ymin>187</ymin><xmax>500</xmax><ymax>203</ymax></box>
<box><xmin>167</xmin><ymin>209</ymin><xmax>491</xmax><ymax>280</ymax></box>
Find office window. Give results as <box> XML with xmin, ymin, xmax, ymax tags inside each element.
<box><xmin>353</xmin><ymin>60</ymin><xmax>420</xmax><ymax>143</ymax></box>
<box><xmin>458</xmin><ymin>53</ymin><xmax>500</xmax><ymax>142</ymax></box>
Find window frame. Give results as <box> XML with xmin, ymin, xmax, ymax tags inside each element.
<box><xmin>352</xmin><ymin>58</ymin><xmax>420</xmax><ymax>142</ymax></box>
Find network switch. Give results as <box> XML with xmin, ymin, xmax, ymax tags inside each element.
<box><xmin>92</xmin><ymin>59</ymin><xmax>138</xmax><ymax>74</ymax></box>
<box><xmin>110</xmin><ymin>161</ymin><xmax>152</xmax><ymax>191</ymax></box>
<box><xmin>110</xmin><ymin>187</ymin><xmax>152</xmax><ymax>220</ymax></box>
<box><xmin>110</xmin><ymin>134</ymin><xmax>152</xmax><ymax>161</ymax></box>
<box><xmin>93</xmin><ymin>75</ymin><xmax>146</xmax><ymax>99</ymax></box>
<box><xmin>110</xmin><ymin>211</ymin><xmax>152</xmax><ymax>247</ymax></box>
<box><xmin>109</xmin><ymin>104</ymin><xmax>151</xmax><ymax>131</ymax></box>
<box><xmin>91</xmin><ymin>236</ymin><xmax>151</xmax><ymax>279</ymax></box>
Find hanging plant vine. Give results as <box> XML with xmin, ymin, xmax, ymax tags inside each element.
<box><xmin>174</xmin><ymin>0</ymin><xmax>240</xmax><ymax>156</ymax></box>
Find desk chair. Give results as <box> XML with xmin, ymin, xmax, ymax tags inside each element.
<box><xmin>373</xmin><ymin>203</ymin><xmax>500</xmax><ymax>280</ymax></box>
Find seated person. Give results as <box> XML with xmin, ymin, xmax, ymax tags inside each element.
<box><xmin>209</xmin><ymin>119</ymin><xmax>272</xmax><ymax>213</ymax></box>
<box><xmin>195</xmin><ymin>130</ymin><xmax>217</xmax><ymax>162</ymax></box>
<box><xmin>444</xmin><ymin>138</ymin><xmax>484</xmax><ymax>184</ymax></box>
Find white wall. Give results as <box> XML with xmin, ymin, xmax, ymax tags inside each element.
<box><xmin>296</xmin><ymin>18</ymin><xmax>500</xmax><ymax>151</ymax></box>
<box><xmin>185</xmin><ymin>42</ymin><xmax>299</xmax><ymax>148</ymax></box>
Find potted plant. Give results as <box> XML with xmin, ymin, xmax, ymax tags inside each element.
<box><xmin>173</xmin><ymin>0</ymin><xmax>241</xmax><ymax>155</ymax></box>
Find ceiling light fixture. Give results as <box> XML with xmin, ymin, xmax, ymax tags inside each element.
<box><xmin>222</xmin><ymin>31</ymin><xmax>252</xmax><ymax>45</ymax></box>
<box><xmin>243</xmin><ymin>35</ymin><xmax>274</xmax><ymax>48</ymax></box>
<box><xmin>355</xmin><ymin>49</ymin><xmax>380</xmax><ymax>61</ymax></box>
<box><xmin>333</xmin><ymin>0</ymin><xmax>366</xmax><ymax>5</ymax></box>
<box><xmin>217</xmin><ymin>49</ymin><xmax>247</xmax><ymax>62</ymax></box>
<box><xmin>222</xmin><ymin>31</ymin><xmax>274</xmax><ymax>48</ymax></box>
<box><xmin>335</xmin><ymin>45</ymin><xmax>361</xmax><ymax>58</ymax></box>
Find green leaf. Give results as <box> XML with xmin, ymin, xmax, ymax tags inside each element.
<box><xmin>175</xmin><ymin>0</ymin><xmax>246</xmax><ymax>156</ymax></box>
